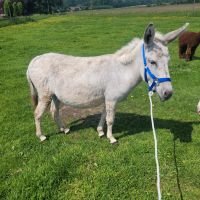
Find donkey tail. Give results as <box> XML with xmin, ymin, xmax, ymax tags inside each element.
<box><xmin>27</xmin><ymin>70</ymin><xmax>38</xmax><ymax>109</ymax></box>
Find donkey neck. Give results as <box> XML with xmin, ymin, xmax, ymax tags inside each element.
<box><xmin>114</xmin><ymin>39</ymin><xmax>144</xmax><ymax>90</ymax></box>
<box><xmin>130</xmin><ymin>40</ymin><xmax>144</xmax><ymax>82</ymax></box>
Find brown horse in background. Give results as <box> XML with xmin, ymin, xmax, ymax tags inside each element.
<box><xmin>179</xmin><ymin>31</ymin><xmax>200</xmax><ymax>61</ymax></box>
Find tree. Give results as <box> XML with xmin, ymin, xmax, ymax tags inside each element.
<box><xmin>12</xmin><ymin>1</ymin><xmax>17</xmax><ymax>16</ymax></box>
<box><xmin>4</xmin><ymin>0</ymin><xmax>12</xmax><ymax>18</ymax></box>
<box><xmin>14</xmin><ymin>0</ymin><xmax>200</xmax><ymax>15</ymax></box>
<box><xmin>17</xmin><ymin>1</ymin><xmax>23</xmax><ymax>15</ymax></box>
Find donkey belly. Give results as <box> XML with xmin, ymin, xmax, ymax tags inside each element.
<box><xmin>54</xmin><ymin>82</ymin><xmax>105</xmax><ymax>108</ymax></box>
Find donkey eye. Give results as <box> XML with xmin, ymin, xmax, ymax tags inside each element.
<box><xmin>150</xmin><ymin>60</ymin><xmax>156</xmax><ymax>65</ymax></box>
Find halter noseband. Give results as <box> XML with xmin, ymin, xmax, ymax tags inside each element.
<box><xmin>142</xmin><ymin>43</ymin><xmax>171</xmax><ymax>92</ymax></box>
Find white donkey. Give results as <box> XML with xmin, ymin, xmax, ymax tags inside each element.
<box><xmin>27</xmin><ymin>23</ymin><xmax>189</xmax><ymax>144</ymax></box>
<box><xmin>197</xmin><ymin>101</ymin><xmax>200</xmax><ymax>115</ymax></box>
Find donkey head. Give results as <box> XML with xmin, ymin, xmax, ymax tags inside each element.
<box><xmin>142</xmin><ymin>23</ymin><xmax>189</xmax><ymax>101</ymax></box>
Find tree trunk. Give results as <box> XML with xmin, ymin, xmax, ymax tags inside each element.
<box><xmin>47</xmin><ymin>0</ymin><xmax>50</xmax><ymax>14</ymax></box>
<box><xmin>8</xmin><ymin>6</ymin><xmax>11</xmax><ymax>19</ymax></box>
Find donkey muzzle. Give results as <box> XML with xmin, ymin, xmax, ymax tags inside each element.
<box><xmin>163</xmin><ymin>90</ymin><xmax>173</xmax><ymax>101</ymax></box>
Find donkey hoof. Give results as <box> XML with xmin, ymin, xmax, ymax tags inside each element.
<box><xmin>99</xmin><ymin>131</ymin><xmax>105</xmax><ymax>138</ymax></box>
<box><xmin>99</xmin><ymin>134</ymin><xmax>105</xmax><ymax>139</ymax></box>
<box><xmin>64</xmin><ymin>128</ymin><xmax>70</xmax><ymax>134</ymax></box>
<box><xmin>60</xmin><ymin>128</ymin><xmax>70</xmax><ymax>134</ymax></box>
<box><xmin>111</xmin><ymin>140</ymin><xmax>118</xmax><ymax>145</ymax></box>
<box><xmin>40</xmin><ymin>135</ymin><xmax>47</xmax><ymax>142</ymax></box>
<box><xmin>110</xmin><ymin>138</ymin><xmax>118</xmax><ymax>144</ymax></box>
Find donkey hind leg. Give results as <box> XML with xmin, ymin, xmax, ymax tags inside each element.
<box><xmin>106</xmin><ymin>101</ymin><xmax>117</xmax><ymax>144</ymax></box>
<box><xmin>34</xmin><ymin>98</ymin><xmax>50</xmax><ymax>142</ymax></box>
<box><xmin>50</xmin><ymin>96</ymin><xmax>70</xmax><ymax>134</ymax></box>
<box><xmin>97</xmin><ymin>106</ymin><xmax>106</xmax><ymax>138</ymax></box>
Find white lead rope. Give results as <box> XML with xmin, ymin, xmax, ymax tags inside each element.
<box><xmin>148</xmin><ymin>91</ymin><xmax>161</xmax><ymax>200</ymax></box>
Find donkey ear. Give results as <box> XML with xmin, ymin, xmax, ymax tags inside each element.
<box><xmin>144</xmin><ymin>23</ymin><xmax>155</xmax><ymax>46</ymax></box>
<box><xmin>163</xmin><ymin>23</ymin><xmax>189</xmax><ymax>44</ymax></box>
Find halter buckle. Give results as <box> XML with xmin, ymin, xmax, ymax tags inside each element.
<box><xmin>154</xmin><ymin>79</ymin><xmax>159</xmax><ymax>86</ymax></box>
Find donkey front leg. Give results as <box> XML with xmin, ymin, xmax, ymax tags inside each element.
<box><xmin>97</xmin><ymin>106</ymin><xmax>106</xmax><ymax>138</ymax></box>
<box><xmin>106</xmin><ymin>101</ymin><xmax>117</xmax><ymax>144</ymax></box>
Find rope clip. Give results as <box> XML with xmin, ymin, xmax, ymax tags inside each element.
<box><xmin>148</xmin><ymin>91</ymin><xmax>154</xmax><ymax>97</ymax></box>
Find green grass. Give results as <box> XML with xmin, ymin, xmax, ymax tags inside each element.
<box><xmin>0</xmin><ymin>14</ymin><xmax>53</xmax><ymax>28</ymax></box>
<box><xmin>0</xmin><ymin>6</ymin><xmax>200</xmax><ymax>200</ymax></box>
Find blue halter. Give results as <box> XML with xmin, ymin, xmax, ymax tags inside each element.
<box><xmin>142</xmin><ymin>44</ymin><xmax>171</xmax><ymax>92</ymax></box>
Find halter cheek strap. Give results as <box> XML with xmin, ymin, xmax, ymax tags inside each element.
<box><xmin>142</xmin><ymin>44</ymin><xmax>171</xmax><ymax>92</ymax></box>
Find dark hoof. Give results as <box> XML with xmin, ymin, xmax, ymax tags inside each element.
<box><xmin>111</xmin><ymin>141</ymin><xmax>118</xmax><ymax>145</ymax></box>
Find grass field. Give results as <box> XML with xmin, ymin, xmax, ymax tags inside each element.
<box><xmin>0</xmin><ymin>4</ymin><xmax>200</xmax><ymax>200</ymax></box>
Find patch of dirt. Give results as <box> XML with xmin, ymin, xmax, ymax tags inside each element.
<box><xmin>60</xmin><ymin>104</ymin><xmax>103</xmax><ymax>120</ymax></box>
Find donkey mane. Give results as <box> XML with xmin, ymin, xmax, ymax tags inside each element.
<box><xmin>115</xmin><ymin>38</ymin><xmax>141</xmax><ymax>65</ymax></box>
<box><xmin>115</xmin><ymin>32</ymin><xmax>166</xmax><ymax>65</ymax></box>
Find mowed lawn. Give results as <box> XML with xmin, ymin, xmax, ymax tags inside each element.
<box><xmin>0</xmin><ymin>6</ymin><xmax>200</xmax><ymax>200</ymax></box>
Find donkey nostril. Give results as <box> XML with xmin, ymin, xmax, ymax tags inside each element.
<box><xmin>164</xmin><ymin>90</ymin><xmax>173</xmax><ymax>100</ymax></box>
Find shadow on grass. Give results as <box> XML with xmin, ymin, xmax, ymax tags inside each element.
<box><xmin>70</xmin><ymin>112</ymin><xmax>198</xmax><ymax>143</ymax></box>
<box><xmin>173</xmin><ymin>139</ymin><xmax>183</xmax><ymax>200</ymax></box>
<box><xmin>69</xmin><ymin>112</ymin><xmax>198</xmax><ymax>200</ymax></box>
<box><xmin>192</xmin><ymin>56</ymin><xmax>200</xmax><ymax>61</ymax></box>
